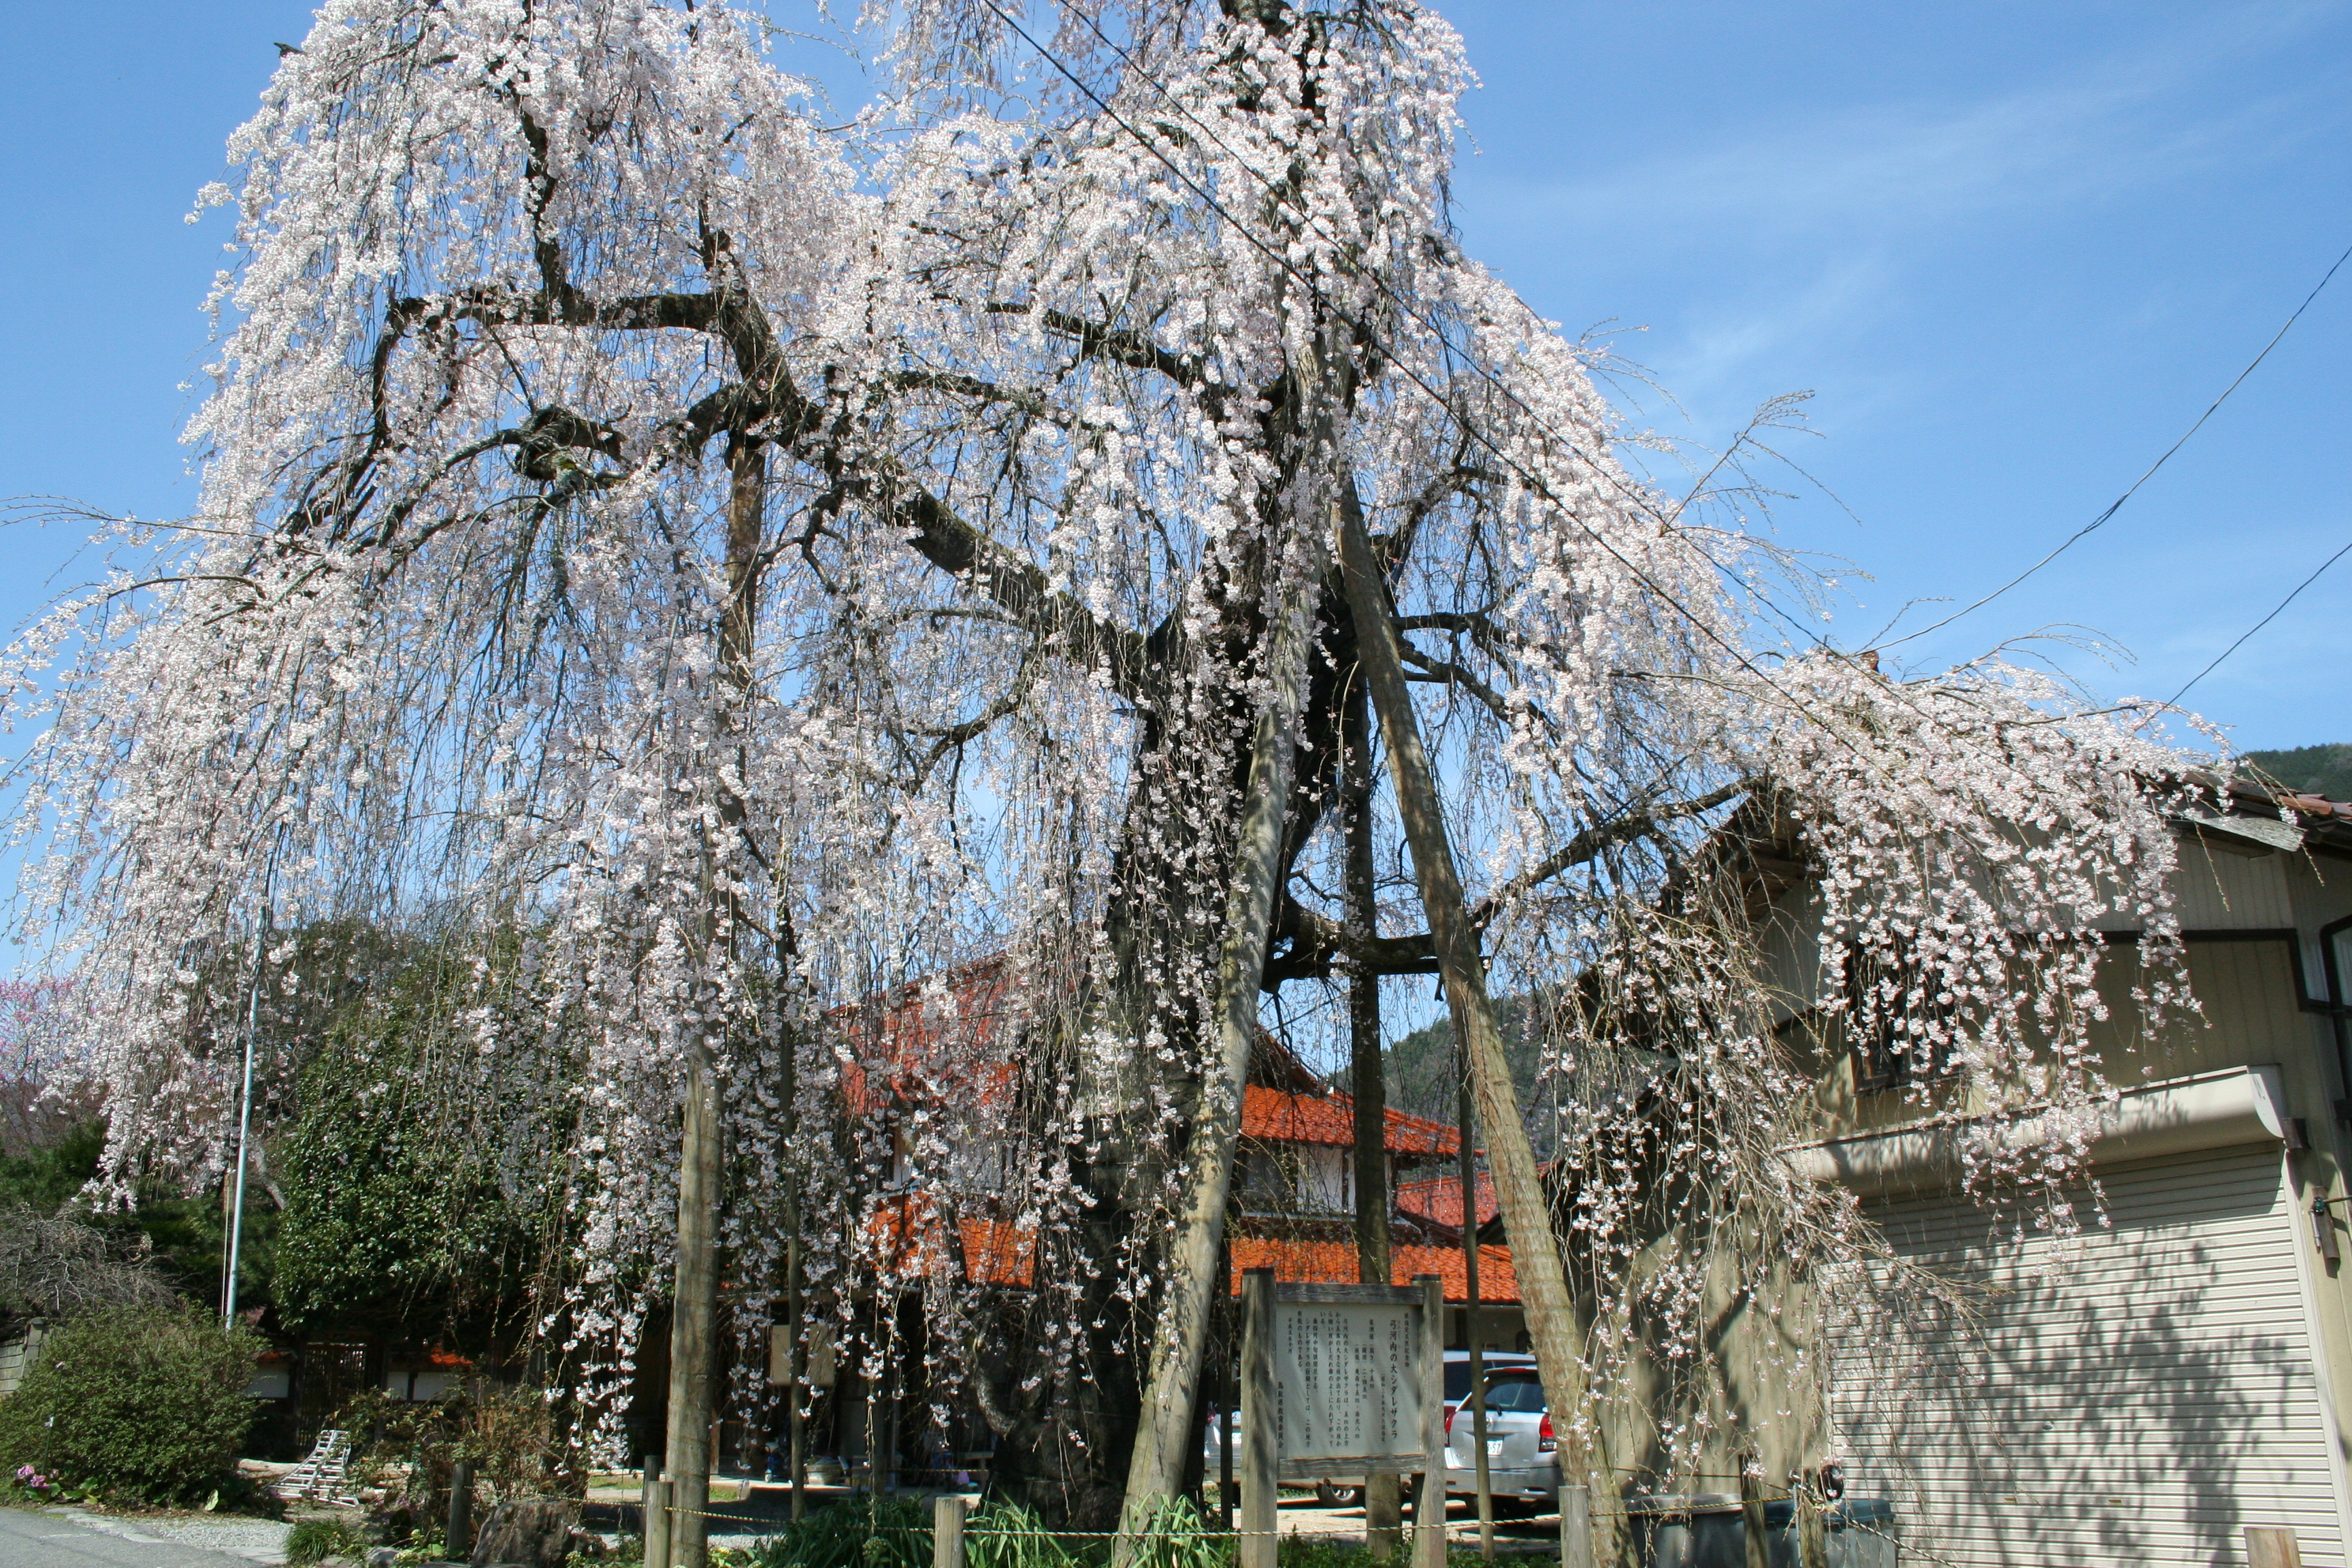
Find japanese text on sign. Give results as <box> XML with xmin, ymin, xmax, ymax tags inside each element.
<box><xmin>1271</xmin><ymin>1301</ymin><xmax>1426</xmax><ymax>1465</ymax></box>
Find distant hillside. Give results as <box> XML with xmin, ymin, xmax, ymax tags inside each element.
<box><xmin>1335</xmin><ymin>994</ymin><xmax>1557</xmax><ymax>1158</ymax></box>
<box><xmin>2242</xmin><ymin>743</ymin><xmax>2352</xmax><ymax>802</ymax></box>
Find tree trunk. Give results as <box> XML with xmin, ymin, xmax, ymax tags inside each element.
<box><xmin>1332</xmin><ymin>510</ymin><xmax>1592</xmax><ymax>1484</ymax></box>
<box><xmin>1116</xmin><ymin>559</ymin><xmax>1316</xmax><ymax>1537</ymax></box>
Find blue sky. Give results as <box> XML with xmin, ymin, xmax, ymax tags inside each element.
<box><xmin>0</xmin><ymin>1</ymin><xmax>2345</xmax><ymax>749</ymax></box>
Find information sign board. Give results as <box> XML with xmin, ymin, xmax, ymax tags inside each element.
<box><xmin>1271</xmin><ymin>1296</ymin><xmax>1426</xmax><ymax>1468</ymax></box>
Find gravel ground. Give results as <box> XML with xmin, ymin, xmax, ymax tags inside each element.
<box><xmin>48</xmin><ymin>1510</ymin><xmax>293</xmax><ymax>1565</ymax></box>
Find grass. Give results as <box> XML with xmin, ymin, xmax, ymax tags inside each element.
<box><xmin>740</xmin><ymin>1497</ymin><xmax>1499</xmax><ymax>1568</ymax></box>
<box><xmin>284</xmin><ymin>1518</ymin><xmax>370</xmax><ymax>1567</ymax></box>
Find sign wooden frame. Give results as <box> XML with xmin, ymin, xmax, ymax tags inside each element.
<box><xmin>1239</xmin><ymin>1269</ymin><xmax>1446</xmax><ymax>1568</ymax></box>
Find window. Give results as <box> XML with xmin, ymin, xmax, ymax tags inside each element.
<box><xmin>1480</xmin><ymin>1375</ymin><xmax>1547</xmax><ymax>1414</ymax></box>
<box><xmin>1846</xmin><ymin>944</ymin><xmax>1961</xmax><ymax>1094</ymax></box>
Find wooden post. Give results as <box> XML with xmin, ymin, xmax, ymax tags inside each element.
<box><xmin>1557</xmin><ymin>1484</ymin><xmax>1594</xmax><ymax>1568</ymax></box>
<box><xmin>1240</xmin><ymin>1269</ymin><xmax>1278</xmax><ymax>1568</ymax></box>
<box><xmin>934</xmin><ymin>1495</ymin><xmax>969</xmax><ymax>1568</ymax></box>
<box><xmin>1740</xmin><ymin>1473</ymin><xmax>1769</xmax><ymax>1568</ymax></box>
<box><xmin>1219</xmin><ymin>1315</ymin><xmax>1235</xmax><ymax>1532</ymax></box>
<box><xmin>643</xmin><ymin>1473</ymin><xmax>672</xmax><ymax>1568</ymax></box>
<box><xmin>446</xmin><ymin>1459</ymin><xmax>475</xmax><ymax>1561</ymax></box>
<box><xmin>1797</xmin><ymin>1482</ymin><xmax>1827</xmax><ymax>1568</ymax></box>
<box><xmin>1414</xmin><ymin>1275</ymin><xmax>1447</xmax><ymax>1568</ymax></box>
<box><xmin>1348</xmin><ymin>672</ymin><xmax>1403</xmax><ymax>1565</ymax></box>
<box><xmin>2248</xmin><ymin>1526</ymin><xmax>2305</xmax><ymax>1568</ymax></box>
<box><xmin>1335</xmin><ymin>510</ymin><xmax>1592</xmax><ymax>1483</ymax></box>
<box><xmin>664</xmin><ymin>1049</ymin><xmax>721</xmax><ymax>1568</ymax></box>
<box><xmin>1460</xmin><ymin>1074</ymin><xmax>1493</xmax><ymax>1563</ymax></box>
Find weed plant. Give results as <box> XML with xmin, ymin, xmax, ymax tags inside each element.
<box><xmin>284</xmin><ymin>1518</ymin><xmax>370</xmax><ymax>1567</ymax></box>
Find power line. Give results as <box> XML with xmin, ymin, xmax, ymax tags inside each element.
<box><xmin>971</xmin><ymin>0</ymin><xmax>1888</xmax><ymax>766</ymax></box>
<box><xmin>969</xmin><ymin>0</ymin><xmax>2135</xmax><ymax>847</ymax></box>
<box><xmin>2165</xmin><ymin>534</ymin><xmax>2352</xmax><ymax>708</ymax></box>
<box><xmin>1882</xmin><ymin>238</ymin><xmax>2352</xmax><ymax>653</ymax></box>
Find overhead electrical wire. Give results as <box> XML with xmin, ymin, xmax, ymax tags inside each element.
<box><xmin>972</xmin><ymin>0</ymin><xmax>2113</xmax><ymax>806</ymax></box>
<box><xmin>2164</xmin><ymin>534</ymin><xmax>2352</xmax><ymax>709</ymax></box>
<box><xmin>1881</xmin><ymin>238</ymin><xmax>2352</xmax><ymax>653</ymax></box>
<box><xmin>970</xmin><ymin>0</ymin><xmax>1910</xmax><ymax>771</ymax></box>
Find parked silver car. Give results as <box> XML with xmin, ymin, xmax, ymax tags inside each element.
<box><xmin>1441</xmin><ymin>1366</ymin><xmax>1560</xmax><ymax>1513</ymax></box>
<box><xmin>1204</xmin><ymin>1351</ymin><xmax>1543</xmax><ymax>1509</ymax></box>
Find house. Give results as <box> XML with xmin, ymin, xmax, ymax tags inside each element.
<box><xmin>788</xmin><ymin>957</ymin><xmax>1526</xmax><ymax>1482</ymax></box>
<box><xmin>1747</xmin><ymin>775</ymin><xmax>2352</xmax><ymax>1566</ymax></box>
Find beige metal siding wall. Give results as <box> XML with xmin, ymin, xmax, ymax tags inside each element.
<box><xmin>1829</xmin><ymin>1145</ymin><xmax>2345</xmax><ymax>1566</ymax></box>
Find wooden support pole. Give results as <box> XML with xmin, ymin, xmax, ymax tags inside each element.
<box><xmin>1740</xmin><ymin>1473</ymin><xmax>1769</xmax><ymax>1568</ymax></box>
<box><xmin>2248</xmin><ymin>1526</ymin><xmax>2305</xmax><ymax>1568</ymax></box>
<box><xmin>1240</xmin><ymin>1269</ymin><xmax>1278</xmax><ymax>1568</ymax></box>
<box><xmin>643</xmin><ymin>1473</ymin><xmax>672</xmax><ymax>1568</ymax></box>
<box><xmin>1557</xmin><ymin>1484</ymin><xmax>1594</xmax><ymax>1568</ymax></box>
<box><xmin>446</xmin><ymin>1460</ymin><xmax>474</xmax><ymax>1561</ymax></box>
<box><xmin>1414</xmin><ymin>1274</ymin><xmax>1447</xmax><ymax>1568</ymax></box>
<box><xmin>1348</xmin><ymin>672</ymin><xmax>1404</xmax><ymax>1563</ymax></box>
<box><xmin>1797</xmin><ymin>1479</ymin><xmax>1827</xmax><ymax>1568</ymax></box>
<box><xmin>1335</xmin><ymin>512</ymin><xmax>1592</xmax><ymax>1480</ymax></box>
<box><xmin>934</xmin><ymin>1495</ymin><xmax>969</xmax><ymax>1568</ymax></box>
<box><xmin>663</xmin><ymin>1049</ymin><xmax>721</xmax><ymax>1568</ymax></box>
<box><xmin>1219</xmin><ymin>1288</ymin><xmax>1235</xmax><ymax>1532</ymax></box>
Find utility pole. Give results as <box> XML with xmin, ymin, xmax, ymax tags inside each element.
<box><xmin>1458</xmin><ymin>1071</ymin><xmax>1493</xmax><ymax>1561</ymax></box>
<box><xmin>223</xmin><ymin>863</ymin><xmax>275</xmax><ymax>1329</ymax></box>
<box><xmin>1345</xmin><ymin>672</ymin><xmax>1404</xmax><ymax>1557</ymax></box>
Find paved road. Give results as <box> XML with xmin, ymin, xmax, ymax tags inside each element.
<box><xmin>0</xmin><ymin>1509</ymin><xmax>289</xmax><ymax>1568</ymax></box>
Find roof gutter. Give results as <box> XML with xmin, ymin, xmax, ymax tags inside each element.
<box><xmin>1786</xmin><ymin>1065</ymin><xmax>2289</xmax><ymax>1200</ymax></box>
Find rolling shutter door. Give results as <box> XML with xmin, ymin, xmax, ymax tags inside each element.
<box><xmin>1829</xmin><ymin>1143</ymin><xmax>2347</xmax><ymax>1566</ymax></box>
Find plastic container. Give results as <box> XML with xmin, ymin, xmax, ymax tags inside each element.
<box><xmin>1628</xmin><ymin>1493</ymin><xmax>1898</xmax><ymax>1567</ymax></box>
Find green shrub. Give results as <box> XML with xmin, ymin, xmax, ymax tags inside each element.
<box><xmin>0</xmin><ymin>1303</ymin><xmax>264</xmax><ymax>1506</ymax></box>
<box><xmin>285</xmin><ymin>1519</ymin><xmax>370</xmax><ymax>1567</ymax></box>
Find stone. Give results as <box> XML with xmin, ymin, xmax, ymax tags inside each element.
<box><xmin>468</xmin><ymin>1501</ymin><xmax>581</xmax><ymax>1568</ymax></box>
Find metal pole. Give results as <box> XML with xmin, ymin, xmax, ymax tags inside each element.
<box><xmin>1459</xmin><ymin>1073</ymin><xmax>1492</xmax><ymax>1562</ymax></box>
<box><xmin>223</xmin><ymin>894</ymin><xmax>270</xmax><ymax>1328</ymax></box>
<box><xmin>787</xmin><ymin>1235</ymin><xmax>808</xmax><ymax>1520</ymax></box>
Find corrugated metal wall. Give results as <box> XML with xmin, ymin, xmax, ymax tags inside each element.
<box><xmin>1829</xmin><ymin>1145</ymin><xmax>2347</xmax><ymax>1565</ymax></box>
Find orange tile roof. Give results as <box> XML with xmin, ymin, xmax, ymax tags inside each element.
<box><xmin>835</xmin><ymin>956</ymin><xmax>1021</xmax><ymax>1117</ymax></box>
<box><xmin>1242</xmin><ymin>1084</ymin><xmax>1459</xmax><ymax>1158</ymax></box>
<box><xmin>1226</xmin><ymin>1237</ymin><xmax>1520</xmax><ymax>1305</ymax></box>
<box><xmin>866</xmin><ymin>1193</ymin><xmax>1041</xmax><ymax>1288</ymax></box>
<box><xmin>960</xmin><ymin>1215</ymin><xmax>1038</xmax><ymax>1288</ymax></box>
<box><xmin>1396</xmin><ymin>1170</ymin><xmax>1497</xmax><ymax>1230</ymax></box>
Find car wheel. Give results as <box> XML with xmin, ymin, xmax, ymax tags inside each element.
<box><xmin>1315</xmin><ymin>1482</ymin><xmax>1365</xmax><ymax>1507</ymax></box>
